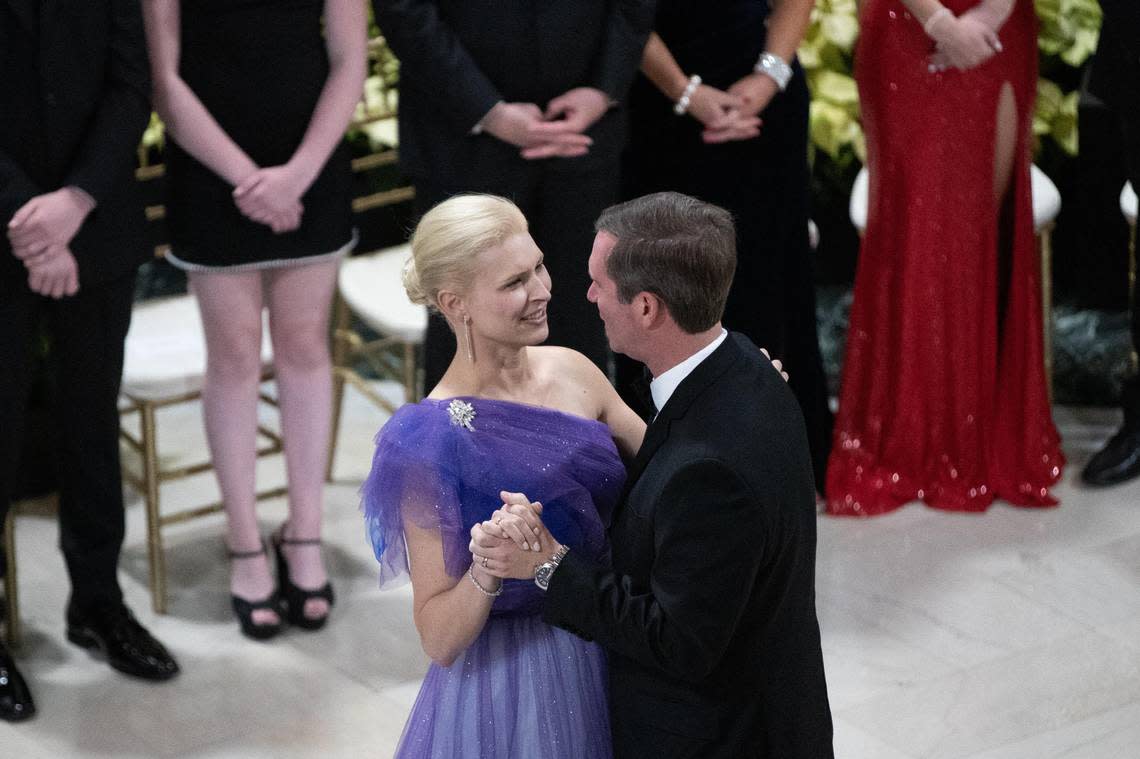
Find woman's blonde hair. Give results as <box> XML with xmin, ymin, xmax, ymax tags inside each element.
<box><xmin>403</xmin><ymin>194</ymin><xmax>529</xmax><ymax>311</ymax></box>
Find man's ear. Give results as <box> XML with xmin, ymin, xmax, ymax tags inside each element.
<box><xmin>635</xmin><ymin>292</ymin><xmax>668</xmax><ymax>329</ymax></box>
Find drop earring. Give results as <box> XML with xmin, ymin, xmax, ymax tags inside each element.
<box><xmin>463</xmin><ymin>315</ymin><xmax>474</xmax><ymax>363</ymax></box>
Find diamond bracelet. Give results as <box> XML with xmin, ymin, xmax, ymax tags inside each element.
<box><xmin>754</xmin><ymin>52</ymin><xmax>792</xmax><ymax>91</ymax></box>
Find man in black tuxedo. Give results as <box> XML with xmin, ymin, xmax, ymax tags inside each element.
<box><xmin>1083</xmin><ymin>1</ymin><xmax>1140</xmax><ymax>487</ymax></box>
<box><xmin>475</xmin><ymin>193</ymin><xmax>833</xmax><ymax>757</ymax></box>
<box><xmin>372</xmin><ymin>0</ymin><xmax>656</xmax><ymax>391</ymax></box>
<box><xmin>1</xmin><ymin>0</ymin><xmax>180</xmax><ymax>722</ymax></box>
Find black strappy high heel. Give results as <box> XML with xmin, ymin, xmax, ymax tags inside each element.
<box><xmin>272</xmin><ymin>526</ymin><xmax>335</xmax><ymax>630</ymax></box>
<box><xmin>229</xmin><ymin>543</ymin><xmax>285</xmax><ymax>641</ymax></box>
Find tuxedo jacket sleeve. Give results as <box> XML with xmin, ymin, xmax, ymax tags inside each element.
<box><xmin>373</xmin><ymin>0</ymin><xmax>505</xmax><ymax>131</ymax></box>
<box><xmin>0</xmin><ymin>151</ymin><xmax>42</xmax><ymax>226</ymax></box>
<box><xmin>544</xmin><ymin>436</ymin><xmax>779</xmax><ymax>684</ymax></box>
<box><xmin>591</xmin><ymin>0</ymin><xmax>658</xmax><ymax>102</ymax></box>
<box><xmin>65</xmin><ymin>0</ymin><xmax>151</xmax><ymax>208</ymax></box>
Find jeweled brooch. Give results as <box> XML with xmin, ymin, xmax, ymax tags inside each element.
<box><xmin>447</xmin><ymin>399</ymin><xmax>476</xmax><ymax>431</ymax></box>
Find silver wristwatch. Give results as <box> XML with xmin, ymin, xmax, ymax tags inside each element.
<box><xmin>754</xmin><ymin>52</ymin><xmax>793</xmax><ymax>92</ymax></box>
<box><xmin>534</xmin><ymin>545</ymin><xmax>570</xmax><ymax>591</ymax></box>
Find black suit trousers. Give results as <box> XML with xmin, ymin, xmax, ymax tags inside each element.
<box><xmin>1</xmin><ymin>271</ymin><xmax>135</xmax><ymax>612</ymax></box>
<box><xmin>413</xmin><ymin>161</ymin><xmax>616</xmax><ymax>392</ymax></box>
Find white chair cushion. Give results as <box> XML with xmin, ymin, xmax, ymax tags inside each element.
<box><xmin>362</xmin><ymin>117</ymin><xmax>399</xmax><ymax>150</ymax></box>
<box><xmin>849</xmin><ymin>166</ymin><xmax>869</xmax><ymax>233</ymax></box>
<box><xmin>1122</xmin><ymin>181</ymin><xmax>1137</xmax><ymax>224</ymax></box>
<box><xmin>807</xmin><ymin>218</ymin><xmax>820</xmax><ymax>251</ymax></box>
<box><xmin>122</xmin><ymin>295</ymin><xmax>273</xmax><ymax>400</ymax></box>
<box><xmin>1030</xmin><ymin>164</ymin><xmax>1061</xmax><ymax>230</ymax></box>
<box><xmin>339</xmin><ymin>244</ymin><xmax>428</xmax><ymax>344</ymax></box>
<box><xmin>850</xmin><ymin>164</ymin><xmax>1060</xmax><ymax>233</ymax></box>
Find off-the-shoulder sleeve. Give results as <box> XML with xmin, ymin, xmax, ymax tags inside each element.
<box><xmin>361</xmin><ymin>405</ymin><xmax>466</xmax><ymax>587</ymax></box>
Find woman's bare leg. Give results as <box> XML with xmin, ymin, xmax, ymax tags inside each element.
<box><xmin>265</xmin><ymin>258</ymin><xmax>340</xmax><ymax>620</ymax></box>
<box><xmin>191</xmin><ymin>270</ymin><xmax>279</xmax><ymax>625</ymax></box>
<box><xmin>994</xmin><ymin>82</ymin><xmax>1019</xmax><ymax>322</ymax></box>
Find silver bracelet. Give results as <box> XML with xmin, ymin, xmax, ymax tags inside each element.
<box><xmin>673</xmin><ymin>74</ymin><xmax>702</xmax><ymax>116</ymax></box>
<box><xmin>468</xmin><ymin>565</ymin><xmax>503</xmax><ymax>597</ymax></box>
<box><xmin>754</xmin><ymin>52</ymin><xmax>793</xmax><ymax>92</ymax></box>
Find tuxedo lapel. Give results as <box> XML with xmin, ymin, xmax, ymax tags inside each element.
<box><xmin>619</xmin><ymin>334</ymin><xmax>745</xmax><ymax>498</ymax></box>
<box><xmin>621</xmin><ymin>413</ymin><xmax>671</xmax><ymax>500</ymax></box>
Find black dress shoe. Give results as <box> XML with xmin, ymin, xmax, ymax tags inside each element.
<box><xmin>66</xmin><ymin>604</ymin><xmax>180</xmax><ymax>681</ymax></box>
<box><xmin>0</xmin><ymin>642</ymin><xmax>35</xmax><ymax>722</ymax></box>
<box><xmin>1082</xmin><ymin>422</ymin><xmax>1140</xmax><ymax>487</ymax></box>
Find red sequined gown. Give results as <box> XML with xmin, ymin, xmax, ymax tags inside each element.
<box><xmin>826</xmin><ymin>0</ymin><xmax>1064</xmax><ymax>516</ymax></box>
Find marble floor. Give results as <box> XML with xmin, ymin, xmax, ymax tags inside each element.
<box><xmin>2</xmin><ymin>385</ymin><xmax>1138</xmax><ymax>758</ymax></box>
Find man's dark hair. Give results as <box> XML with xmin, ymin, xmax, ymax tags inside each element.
<box><xmin>594</xmin><ymin>191</ymin><xmax>736</xmax><ymax>334</ymax></box>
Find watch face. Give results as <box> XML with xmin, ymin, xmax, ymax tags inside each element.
<box><xmin>535</xmin><ymin>563</ymin><xmax>554</xmax><ymax>590</ymax></box>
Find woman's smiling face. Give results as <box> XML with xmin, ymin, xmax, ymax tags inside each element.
<box><xmin>463</xmin><ymin>232</ymin><xmax>552</xmax><ymax>349</ymax></box>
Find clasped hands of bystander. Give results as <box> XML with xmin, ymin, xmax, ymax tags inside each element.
<box><xmin>231</xmin><ymin>163</ymin><xmax>307</xmax><ymax>235</ymax></box>
<box><xmin>6</xmin><ymin>185</ymin><xmax>94</xmax><ymax>299</ymax></box>
<box><xmin>480</xmin><ymin>87</ymin><xmax>611</xmax><ymax>161</ymax></box>
<box><xmin>686</xmin><ymin>75</ymin><xmax>769</xmax><ymax>144</ymax></box>
<box><xmin>923</xmin><ymin>0</ymin><xmax>1014</xmax><ymax>73</ymax></box>
<box><xmin>641</xmin><ymin>33</ymin><xmax>767</xmax><ymax>146</ymax></box>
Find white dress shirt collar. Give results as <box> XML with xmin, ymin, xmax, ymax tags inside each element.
<box><xmin>649</xmin><ymin>329</ymin><xmax>728</xmax><ymax>415</ymax></box>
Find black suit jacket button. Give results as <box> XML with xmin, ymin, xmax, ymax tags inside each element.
<box><xmin>45</xmin><ymin>93</ymin><xmax>57</xmax><ymax>106</ymax></box>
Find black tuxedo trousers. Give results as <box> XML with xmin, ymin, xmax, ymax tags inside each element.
<box><xmin>1</xmin><ymin>275</ymin><xmax>135</xmax><ymax>611</ymax></box>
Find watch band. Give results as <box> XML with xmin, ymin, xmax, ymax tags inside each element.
<box><xmin>534</xmin><ymin>545</ymin><xmax>570</xmax><ymax>591</ymax></box>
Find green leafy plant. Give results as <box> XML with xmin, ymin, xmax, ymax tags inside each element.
<box><xmin>350</xmin><ymin>29</ymin><xmax>401</xmax><ymax>151</ymax></box>
<box><xmin>1034</xmin><ymin>0</ymin><xmax>1101</xmax><ymax>155</ymax></box>
<box><xmin>1036</xmin><ymin>0</ymin><xmax>1102</xmax><ymax>67</ymax></box>
<box><xmin>801</xmin><ymin>0</ymin><xmax>863</xmax><ymax>170</ymax></box>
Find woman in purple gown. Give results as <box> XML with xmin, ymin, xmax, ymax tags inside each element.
<box><xmin>362</xmin><ymin>194</ymin><xmax>646</xmax><ymax>758</ymax></box>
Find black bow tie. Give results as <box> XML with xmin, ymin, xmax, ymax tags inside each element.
<box><xmin>627</xmin><ymin>365</ymin><xmax>657</xmax><ymax>420</ymax></box>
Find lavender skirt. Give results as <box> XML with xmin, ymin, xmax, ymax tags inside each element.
<box><xmin>396</xmin><ymin>614</ymin><xmax>612</xmax><ymax>758</ymax></box>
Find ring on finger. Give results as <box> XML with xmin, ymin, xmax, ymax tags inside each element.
<box><xmin>481</xmin><ymin>555</ymin><xmax>489</xmax><ymax>568</ymax></box>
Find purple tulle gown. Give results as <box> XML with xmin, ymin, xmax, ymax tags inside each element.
<box><xmin>363</xmin><ymin>397</ymin><xmax>625</xmax><ymax>758</ymax></box>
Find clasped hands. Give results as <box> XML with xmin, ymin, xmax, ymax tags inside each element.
<box><xmin>469</xmin><ymin>491</ymin><xmax>561</xmax><ymax>581</ymax></box>
<box><xmin>481</xmin><ymin>87</ymin><xmax>613</xmax><ymax>160</ymax></box>
<box><xmin>684</xmin><ymin>75</ymin><xmax>774</xmax><ymax>144</ymax></box>
<box><xmin>7</xmin><ymin>187</ymin><xmax>93</xmax><ymax>299</ymax></box>
<box><xmin>927</xmin><ymin>4</ymin><xmax>1007</xmax><ymax>73</ymax></box>
<box><xmin>232</xmin><ymin>162</ymin><xmax>307</xmax><ymax>234</ymax></box>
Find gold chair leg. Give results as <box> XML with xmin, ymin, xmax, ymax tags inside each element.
<box><xmin>3</xmin><ymin>509</ymin><xmax>19</xmax><ymax>647</ymax></box>
<box><xmin>327</xmin><ymin>295</ymin><xmax>350</xmax><ymax>483</ymax></box>
<box><xmin>1040</xmin><ymin>225</ymin><xmax>1055</xmax><ymax>404</ymax></box>
<box><xmin>327</xmin><ymin>366</ymin><xmax>346</xmax><ymax>483</ymax></box>
<box><xmin>1129</xmin><ymin>221</ymin><xmax>1137</xmax><ymax>375</ymax></box>
<box><xmin>141</xmin><ymin>401</ymin><xmax>167</xmax><ymax>615</ymax></box>
<box><xmin>403</xmin><ymin>341</ymin><xmax>417</xmax><ymax>403</ymax></box>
